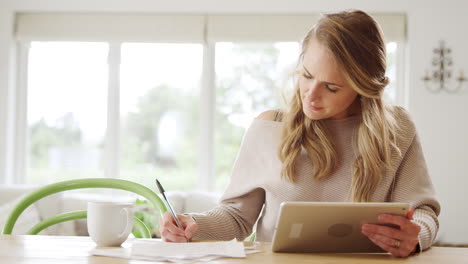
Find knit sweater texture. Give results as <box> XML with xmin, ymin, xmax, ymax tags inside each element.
<box><xmin>190</xmin><ymin>107</ymin><xmax>440</xmax><ymax>251</ymax></box>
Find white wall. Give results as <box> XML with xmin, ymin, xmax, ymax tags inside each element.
<box><xmin>0</xmin><ymin>0</ymin><xmax>467</xmax><ymax>244</ymax></box>
<box><xmin>407</xmin><ymin>4</ymin><xmax>468</xmax><ymax>245</ymax></box>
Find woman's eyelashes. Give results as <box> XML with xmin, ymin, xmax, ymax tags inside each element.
<box><xmin>325</xmin><ymin>84</ymin><xmax>338</xmax><ymax>93</ymax></box>
<box><xmin>302</xmin><ymin>73</ymin><xmax>338</xmax><ymax>93</ymax></box>
<box><xmin>302</xmin><ymin>73</ymin><xmax>313</xmax><ymax>80</ymax></box>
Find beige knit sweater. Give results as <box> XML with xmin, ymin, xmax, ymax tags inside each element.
<box><xmin>190</xmin><ymin>107</ymin><xmax>440</xmax><ymax>251</ymax></box>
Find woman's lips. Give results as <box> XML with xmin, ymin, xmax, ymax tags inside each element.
<box><xmin>309</xmin><ymin>105</ymin><xmax>323</xmax><ymax>111</ymax></box>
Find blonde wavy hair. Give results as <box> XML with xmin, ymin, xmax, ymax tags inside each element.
<box><xmin>278</xmin><ymin>10</ymin><xmax>401</xmax><ymax>202</ymax></box>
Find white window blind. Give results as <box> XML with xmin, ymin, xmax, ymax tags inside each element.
<box><xmin>207</xmin><ymin>14</ymin><xmax>405</xmax><ymax>42</ymax></box>
<box><xmin>15</xmin><ymin>14</ymin><xmax>206</xmax><ymax>42</ymax></box>
<box><xmin>15</xmin><ymin>13</ymin><xmax>406</xmax><ymax>43</ymax></box>
<box><xmin>206</xmin><ymin>15</ymin><xmax>319</xmax><ymax>42</ymax></box>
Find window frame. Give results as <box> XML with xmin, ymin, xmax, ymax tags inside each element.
<box><xmin>7</xmin><ymin>14</ymin><xmax>407</xmax><ymax>190</ymax></box>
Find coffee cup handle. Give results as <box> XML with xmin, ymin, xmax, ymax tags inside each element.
<box><xmin>118</xmin><ymin>208</ymin><xmax>133</xmax><ymax>239</ymax></box>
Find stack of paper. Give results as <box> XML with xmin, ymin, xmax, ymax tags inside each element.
<box><xmin>132</xmin><ymin>239</ymin><xmax>246</xmax><ymax>261</ymax></box>
<box><xmin>90</xmin><ymin>239</ymin><xmax>258</xmax><ymax>263</ymax></box>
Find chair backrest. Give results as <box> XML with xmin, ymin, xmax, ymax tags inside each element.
<box><xmin>1</xmin><ymin>178</ymin><xmax>167</xmax><ymax>237</ymax></box>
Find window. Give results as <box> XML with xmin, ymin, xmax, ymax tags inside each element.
<box><xmin>384</xmin><ymin>42</ymin><xmax>398</xmax><ymax>103</ymax></box>
<box><xmin>214</xmin><ymin>42</ymin><xmax>300</xmax><ymax>191</ymax></box>
<box><xmin>8</xmin><ymin>13</ymin><xmax>406</xmax><ymax>191</ymax></box>
<box><xmin>120</xmin><ymin>43</ymin><xmax>203</xmax><ymax>190</ymax></box>
<box><xmin>27</xmin><ymin>42</ymin><xmax>108</xmax><ymax>183</ymax></box>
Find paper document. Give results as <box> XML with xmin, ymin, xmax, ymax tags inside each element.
<box><xmin>132</xmin><ymin>239</ymin><xmax>246</xmax><ymax>259</ymax></box>
<box><xmin>90</xmin><ymin>239</ymin><xmax>252</xmax><ymax>263</ymax></box>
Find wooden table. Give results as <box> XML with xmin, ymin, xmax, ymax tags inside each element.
<box><xmin>1</xmin><ymin>235</ymin><xmax>467</xmax><ymax>263</ymax></box>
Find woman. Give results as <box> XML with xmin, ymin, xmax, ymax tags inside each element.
<box><xmin>159</xmin><ymin>10</ymin><xmax>440</xmax><ymax>257</ymax></box>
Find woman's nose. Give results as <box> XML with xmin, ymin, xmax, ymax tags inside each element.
<box><xmin>304</xmin><ymin>81</ymin><xmax>321</xmax><ymax>100</ymax></box>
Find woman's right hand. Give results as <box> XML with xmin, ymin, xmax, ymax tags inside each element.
<box><xmin>158</xmin><ymin>212</ymin><xmax>198</xmax><ymax>242</ymax></box>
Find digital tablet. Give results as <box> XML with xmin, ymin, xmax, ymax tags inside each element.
<box><xmin>271</xmin><ymin>202</ymin><xmax>409</xmax><ymax>253</ymax></box>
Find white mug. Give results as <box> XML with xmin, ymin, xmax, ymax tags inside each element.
<box><xmin>87</xmin><ymin>202</ymin><xmax>134</xmax><ymax>247</ymax></box>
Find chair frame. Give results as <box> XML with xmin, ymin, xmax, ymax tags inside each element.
<box><xmin>1</xmin><ymin>178</ymin><xmax>167</xmax><ymax>237</ymax></box>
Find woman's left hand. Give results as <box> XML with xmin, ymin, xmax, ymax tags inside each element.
<box><xmin>361</xmin><ymin>208</ymin><xmax>421</xmax><ymax>257</ymax></box>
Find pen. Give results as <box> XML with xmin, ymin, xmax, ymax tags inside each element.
<box><xmin>155</xmin><ymin>179</ymin><xmax>184</xmax><ymax>231</ymax></box>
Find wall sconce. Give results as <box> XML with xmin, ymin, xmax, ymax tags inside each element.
<box><xmin>422</xmin><ymin>40</ymin><xmax>466</xmax><ymax>93</ymax></box>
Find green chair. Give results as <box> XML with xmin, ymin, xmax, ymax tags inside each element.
<box><xmin>1</xmin><ymin>178</ymin><xmax>167</xmax><ymax>238</ymax></box>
